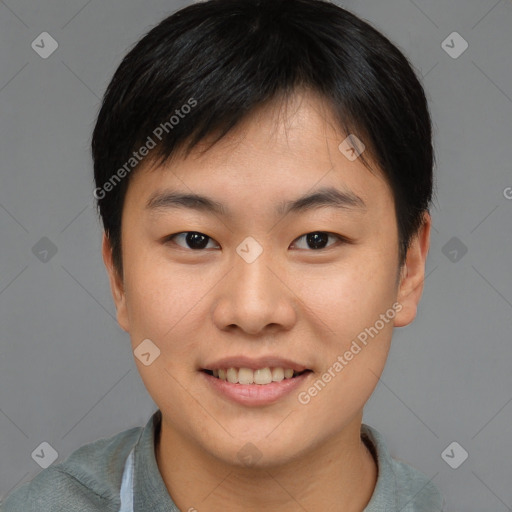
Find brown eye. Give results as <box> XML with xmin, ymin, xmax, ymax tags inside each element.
<box><xmin>291</xmin><ymin>232</ymin><xmax>343</xmax><ymax>250</ymax></box>
<box><xmin>165</xmin><ymin>232</ymin><xmax>219</xmax><ymax>250</ymax></box>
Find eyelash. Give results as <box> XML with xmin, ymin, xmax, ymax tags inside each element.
<box><xmin>163</xmin><ymin>231</ymin><xmax>349</xmax><ymax>251</ymax></box>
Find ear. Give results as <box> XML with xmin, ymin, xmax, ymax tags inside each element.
<box><xmin>394</xmin><ymin>212</ymin><xmax>431</xmax><ymax>327</ymax></box>
<box><xmin>102</xmin><ymin>232</ymin><xmax>130</xmax><ymax>332</ymax></box>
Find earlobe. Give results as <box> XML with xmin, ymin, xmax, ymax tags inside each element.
<box><xmin>101</xmin><ymin>233</ymin><xmax>130</xmax><ymax>332</ymax></box>
<box><xmin>394</xmin><ymin>212</ymin><xmax>431</xmax><ymax>328</ymax></box>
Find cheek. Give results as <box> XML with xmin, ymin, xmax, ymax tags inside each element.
<box><xmin>297</xmin><ymin>269</ymin><xmax>396</xmax><ymax>429</ymax></box>
<box><xmin>297</xmin><ymin>251</ymin><xmax>399</xmax><ymax>341</ymax></box>
<box><xmin>122</xmin><ymin>256</ymin><xmax>209</xmax><ymax>409</ymax></box>
<box><xmin>298</xmin><ymin>253</ymin><xmax>398</xmax><ymax>415</ymax></box>
<box><xmin>122</xmin><ymin>251</ymin><xmax>208</xmax><ymax>356</ymax></box>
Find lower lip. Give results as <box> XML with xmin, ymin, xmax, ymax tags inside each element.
<box><xmin>201</xmin><ymin>371</ymin><xmax>311</xmax><ymax>406</ymax></box>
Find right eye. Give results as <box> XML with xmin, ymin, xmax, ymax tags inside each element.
<box><xmin>164</xmin><ymin>231</ymin><xmax>220</xmax><ymax>251</ymax></box>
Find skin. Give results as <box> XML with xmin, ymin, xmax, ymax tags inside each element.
<box><xmin>102</xmin><ymin>89</ymin><xmax>431</xmax><ymax>512</ymax></box>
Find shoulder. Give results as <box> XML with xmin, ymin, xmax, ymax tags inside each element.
<box><xmin>361</xmin><ymin>424</ymin><xmax>445</xmax><ymax>512</ymax></box>
<box><xmin>391</xmin><ymin>457</ymin><xmax>444</xmax><ymax>511</ymax></box>
<box><xmin>1</xmin><ymin>424</ymin><xmax>143</xmax><ymax>512</ymax></box>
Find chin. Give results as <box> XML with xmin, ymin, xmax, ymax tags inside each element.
<box><xmin>203</xmin><ymin>432</ymin><xmax>310</xmax><ymax>470</ymax></box>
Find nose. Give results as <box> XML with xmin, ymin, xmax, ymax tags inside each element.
<box><xmin>211</xmin><ymin>246</ymin><xmax>297</xmax><ymax>337</ymax></box>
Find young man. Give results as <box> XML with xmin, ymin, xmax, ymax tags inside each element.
<box><xmin>2</xmin><ymin>0</ymin><xmax>444</xmax><ymax>510</ymax></box>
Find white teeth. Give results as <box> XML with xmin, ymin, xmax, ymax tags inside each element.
<box><xmin>271</xmin><ymin>367</ymin><xmax>284</xmax><ymax>382</ymax></box>
<box><xmin>211</xmin><ymin>367</ymin><xmax>301</xmax><ymax>384</ymax></box>
<box><xmin>238</xmin><ymin>367</ymin><xmax>254</xmax><ymax>384</ymax></box>
<box><xmin>226</xmin><ymin>367</ymin><xmax>238</xmax><ymax>384</ymax></box>
<box><xmin>254</xmin><ymin>367</ymin><xmax>272</xmax><ymax>385</ymax></box>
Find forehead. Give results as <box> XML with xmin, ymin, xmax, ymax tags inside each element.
<box><xmin>124</xmin><ymin>91</ymin><xmax>393</xmax><ymax>219</ymax></box>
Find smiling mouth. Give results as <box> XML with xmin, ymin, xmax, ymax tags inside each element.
<box><xmin>201</xmin><ymin>367</ymin><xmax>311</xmax><ymax>385</ymax></box>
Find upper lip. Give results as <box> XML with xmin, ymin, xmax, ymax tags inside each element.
<box><xmin>202</xmin><ymin>356</ymin><xmax>309</xmax><ymax>372</ymax></box>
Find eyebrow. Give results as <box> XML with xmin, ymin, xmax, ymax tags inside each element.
<box><xmin>145</xmin><ymin>186</ymin><xmax>366</xmax><ymax>218</ymax></box>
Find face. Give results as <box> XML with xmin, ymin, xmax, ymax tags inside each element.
<box><xmin>103</xmin><ymin>90</ymin><xmax>430</xmax><ymax>468</ymax></box>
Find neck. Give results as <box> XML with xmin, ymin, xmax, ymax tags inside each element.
<box><xmin>155</xmin><ymin>413</ymin><xmax>377</xmax><ymax>512</ymax></box>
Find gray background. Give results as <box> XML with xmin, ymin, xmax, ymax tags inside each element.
<box><xmin>0</xmin><ymin>0</ymin><xmax>511</xmax><ymax>510</ymax></box>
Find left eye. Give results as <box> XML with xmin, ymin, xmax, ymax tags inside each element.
<box><xmin>291</xmin><ymin>231</ymin><xmax>343</xmax><ymax>250</ymax></box>
<box><xmin>165</xmin><ymin>231</ymin><xmax>344</xmax><ymax>251</ymax></box>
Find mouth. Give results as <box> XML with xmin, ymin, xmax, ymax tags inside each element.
<box><xmin>201</xmin><ymin>367</ymin><xmax>312</xmax><ymax>385</ymax></box>
<box><xmin>201</xmin><ymin>366</ymin><xmax>313</xmax><ymax>406</ymax></box>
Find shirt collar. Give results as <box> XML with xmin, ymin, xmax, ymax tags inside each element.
<box><xmin>361</xmin><ymin>423</ymin><xmax>398</xmax><ymax>511</ymax></box>
<box><xmin>131</xmin><ymin>411</ymin><xmax>398</xmax><ymax>511</ymax></box>
<box><xmin>132</xmin><ymin>410</ymin><xmax>180</xmax><ymax>512</ymax></box>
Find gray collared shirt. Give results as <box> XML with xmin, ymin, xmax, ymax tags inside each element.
<box><xmin>1</xmin><ymin>410</ymin><xmax>444</xmax><ymax>511</ymax></box>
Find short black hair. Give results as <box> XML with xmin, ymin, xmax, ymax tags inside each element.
<box><xmin>92</xmin><ymin>0</ymin><xmax>435</xmax><ymax>278</ymax></box>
